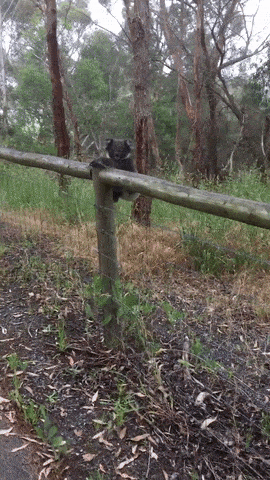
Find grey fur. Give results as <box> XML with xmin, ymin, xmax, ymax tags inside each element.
<box><xmin>90</xmin><ymin>139</ymin><xmax>139</xmax><ymax>202</ymax></box>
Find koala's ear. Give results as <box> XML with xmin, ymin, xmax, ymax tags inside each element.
<box><xmin>105</xmin><ymin>139</ymin><xmax>114</xmax><ymax>149</ymax></box>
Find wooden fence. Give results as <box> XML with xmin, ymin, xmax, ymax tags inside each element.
<box><xmin>1</xmin><ymin>147</ymin><xmax>270</xmax><ymax>346</ymax></box>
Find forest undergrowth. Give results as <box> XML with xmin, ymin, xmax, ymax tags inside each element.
<box><xmin>1</xmin><ymin>165</ymin><xmax>270</xmax><ymax>479</ymax></box>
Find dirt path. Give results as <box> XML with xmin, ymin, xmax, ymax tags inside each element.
<box><xmin>0</xmin><ymin>411</ymin><xmax>38</xmax><ymax>480</ymax></box>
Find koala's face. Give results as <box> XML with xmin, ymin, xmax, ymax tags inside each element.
<box><xmin>106</xmin><ymin>139</ymin><xmax>131</xmax><ymax>161</ymax></box>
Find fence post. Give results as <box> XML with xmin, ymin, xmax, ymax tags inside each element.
<box><xmin>92</xmin><ymin>168</ymin><xmax>121</xmax><ymax>348</ymax></box>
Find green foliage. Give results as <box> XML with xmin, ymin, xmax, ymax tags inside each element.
<box><xmin>153</xmin><ymin>99</ymin><xmax>177</xmax><ymax>169</ymax></box>
<box><xmin>113</xmin><ymin>381</ymin><xmax>138</xmax><ymax>426</ymax></box>
<box><xmin>80</xmin><ymin>30</ymin><xmax>131</xmax><ymax>101</ymax></box>
<box><xmin>7</xmin><ymin>353</ymin><xmax>67</xmax><ymax>459</ymax></box>
<box><xmin>261</xmin><ymin>412</ymin><xmax>270</xmax><ymax>439</ymax></box>
<box><xmin>0</xmin><ymin>243</ymin><xmax>7</xmax><ymax>257</ymax></box>
<box><xmin>241</xmin><ymin>79</ymin><xmax>270</xmax><ymax>110</ymax></box>
<box><xmin>84</xmin><ymin>276</ymin><xmax>155</xmax><ymax>349</ymax></box>
<box><xmin>58</xmin><ymin>1</ymin><xmax>91</xmax><ymax>30</ymax></box>
<box><xmin>56</xmin><ymin>319</ymin><xmax>69</xmax><ymax>352</ymax></box>
<box><xmin>15</xmin><ymin>66</ymin><xmax>52</xmax><ymax>118</ymax></box>
<box><xmin>162</xmin><ymin>302</ymin><xmax>185</xmax><ymax>324</ymax></box>
<box><xmin>86</xmin><ymin>473</ymin><xmax>105</xmax><ymax>480</ymax></box>
<box><xmin>74</xmin><ymin>58</ymin><xmax>108</xmax><ymax>101</ymax></box>
<box><xmin>112</xmin><ymin>281</ymin><xmax>155</xmax><ymax>348</ymax></box>
<box><xmin>6</xmin><ymin>353</ymin><xmax>28</xmax><ymax>372</ymax></box>
<box><xmin>182</xmin><ymin>235</ymin><xmax>250</xmax><ymax>277</ymax></box>
<box><xmin>0</xmin><ymin>162</ymin><xmax>96</xmax><ymax>223</ymax></box>
<box><xmin>189</xmin><ymin>471</ymin><xmax>199</xmax><ymax>480</ymax></box>
<box><xmin>36</xmin><ymin>414</ymin><xmax>68</xmax><ymax>459</ymax></box>
<box><xmin>191</xmin><ymin>337</ymin><xmax>221</xmax><ymax>373</ymax></box>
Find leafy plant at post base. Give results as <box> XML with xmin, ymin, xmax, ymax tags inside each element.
<box><xmin>112</xmin><ymin>280</ymin><xmax>155</xmax><ymax>349</ymax></box>
<box><xmin>84</xmin><ymin>276</ymin><xmax>155</xmax><ymax>349</ymax></box>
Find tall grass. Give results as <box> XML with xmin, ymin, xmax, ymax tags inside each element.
<box><xmin>1</xmin><ymin>161</ymin><xmax>270</xmax><ymax>263</ymax></box>
<box><xmin>0</xmin><ymin>162</ymin><xmax>96</xmax><ymax>224</ymax></box>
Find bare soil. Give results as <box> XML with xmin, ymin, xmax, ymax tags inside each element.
<box><xmin>1</xmin><ymin>219</ymin><xmax>270</xmax><ymax>480</ymax></box>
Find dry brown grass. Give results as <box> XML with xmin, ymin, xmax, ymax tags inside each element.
<box><xmin>1</xmin><ymin>209</ymin><xmax>189</xmax><ymax>280</ymax></box>
<box><xmin>117</xmin><ymin>222</ymin><xmax>189</xmax><ymax>279</ymax></box>
<box><xmin>2</xmin><ymin>207</ymin><xmax>270</xmax><ymax>330</ymax></box>
<box><xmin>1</xmin><ymin>209</ymin><xmax>99</xmax><ymax>268</ymax></box>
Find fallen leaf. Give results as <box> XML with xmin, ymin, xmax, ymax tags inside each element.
<box><xmin>195</xmin><ymin>391</ymin><xmax>209</xmax><ymax>406</ymax></box>
<box><xmin>117</xmin><ymin>454</ymin><xmax>139</xmax><ymax>470</ymax></box>
<box><xmin>25</xmin><ymin>386</ymin><xmax>34</xmax><ymax>395</ymax></box>
<box><xmin>74</xmin><ymin>429</ymin><xmax>82</xmax><ymax>437</ymax></box>
<box><xmin>5</xmin><ymin>411</ymin><xmax>16</xmax><ymax>423</ymax></box>
<box><xmin>42</xmin><ymin>458</ymin><xmax>55</xmax><ymax>467</ymax></box>
<box><xmin>150</xmin><ymin>446</ymin><xmax>158</xmax><ymax>460</ymax></box>
<box><xmin>0</xmin><ymin>396</ymin><xmax>10</xmax><ymax>404</ymax></box>
<box><xmin>99</xmin><ymin>436</ymin><xmax>114</xmax><ymax>448</ymax></box>
<box><xmin>92</xmin><ymin>419</ymin><xmax>106</xmax><ymax>426</ymax></box>
<box><xmin>83</xmin><ymin>453</ymin><xmax>96</xmax><ymax>462</ymax></box>
<box><xmin>92</xmin><ymin>430</ymin><xmax>106</xmax><ymax>440</ymax></box>
<box><xmin>115</xmin><ymin>447</ymin><xmax>122</xmax><ymax>458</ymax></box>
<box><xmin>118</xmin><ymin>426</ymin><xmax>127</xmax><ymax>439</ymax></box>
<box><xmin>38</xmin><ymin>466</ymin><xmax>52</xmax><ymax>479</ymax></box>
<box><xmin>201</xmin><ymin>416</ymin><xmax>217</xmax><ymax>429</ymax></box>
<box><xmin>132</xmin><ymin>444</ymin><xmax>137</xmax><ymax>455</ymax></box>
<box><xmin>115</xmin><ymin>472</ymin><xmax>137</xmax><ymax>479</ymax></box>
<box><xmin>131</xmin><ymin>433</ymin><xmax>149</xmax><ymax>442</ymax></box>
<box><xmin>92</xmin><ymin>391</ymin><xmax>99</xmax><ymax>403</ymax></box>
<box><xmin>0</xmin><ymin>427</ymin><xmax>13</xmax><ymax>435</ymax></box>
<box><xmin>148</xmin><ymin>436</ymin><xmax>158</xmax><ymax>445</ymax></box>
<box><xmin>92</xmin><ymin>430</ymin><xmax>113</xmax><ymax>447</ymax></box>
<box><xmin>81</xmin><ymin>406</ymin><xmax>94</xmax><ymax>412</ymax></box>
<box><xmin>68</xmin><ymin>356</ymin><xmax>74</xmax><ymax>366</ymax></box>
<box><xmin>12</xmin><ymin>443</ymin><xmax>29</xmax><ymax>452</ymax></box>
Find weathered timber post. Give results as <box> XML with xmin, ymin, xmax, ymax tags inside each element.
<box><xmin>92</xmin><ymin>167</ymin><xmax>121</xmax><ymax>348</ymax></box>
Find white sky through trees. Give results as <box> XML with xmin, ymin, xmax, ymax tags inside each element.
<box><xmin>87</xmin><ymin>0</ymin><xmax>270</xmax><ymax>39</ymax></box>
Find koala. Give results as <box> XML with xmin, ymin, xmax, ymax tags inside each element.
<box><xmin>90</xmin><ymin>139</ymin><xmax>139</xmax><ymax>202</ymax></box>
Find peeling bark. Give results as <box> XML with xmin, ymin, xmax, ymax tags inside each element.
<box><xmin>124</xmin><ymin>0</ymin><xmax>158</xmax><ymax>226</ymax></box>
<box><xmin>45</xmin><ymin>0</ymin><xmax>70</xmax><ymax>161</ymax></box>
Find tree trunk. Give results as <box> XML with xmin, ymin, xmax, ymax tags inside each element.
<box><xmin>124</xmin><ymin>0</ymin><xmax>157</xmax><ymax>226</ymax></box>
<box><xmin>175</xmin><ymin>76</ymin><xmax>184</xmax><ymax>172</ymax></box>
<box><xmin>160</xmin><ymin>0</ymin><xmax>204</xmax><ymax>178</ymax></box>
<box><xmin>0</xmin><ymin>5</ymin><xmax>7</xmax><ymax>133</ymax></box>
<box><xmin>193</xmin><ymin>0</ymin><xmax>204</xmax><ymax>176</ymax></box>
<box><xmin>45</xmin><ymin>0</ymin><xmax>70</xmax><ymax>190</ymax></box>
<box><xmin>59</xmin><ymin>54</ymin><xmax>83</xmax><ymax>161</ymax></box>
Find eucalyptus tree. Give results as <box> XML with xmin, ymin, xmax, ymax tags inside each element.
<box><xmin>0</xmin><ymin>0</ymin><xmax>36</xmax><ymax>134</ymax></box>
<box><xmin>159</xmin><ymin>0</ymin><xmax>270</xmax><ymax>179</ymax></box>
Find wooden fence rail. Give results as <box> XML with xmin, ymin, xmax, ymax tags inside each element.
<box><xmin>1</xmin><ymin>147</ymin><xmax>270</xmax><ymax>347</ymax></box>
<box><xmin>1</xmin><ymin>147</ymin><xmax>270</xmax><ymax>229</ymax></box>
